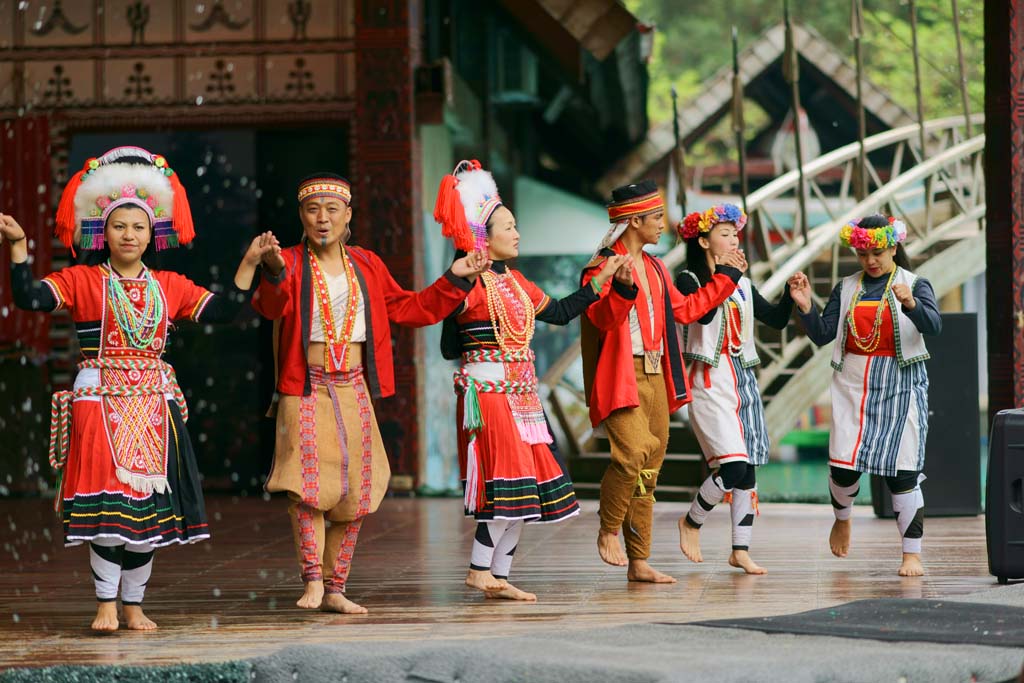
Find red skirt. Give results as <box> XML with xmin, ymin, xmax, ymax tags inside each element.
<box><xmin>60</xmin><ymin>398</ymin><xmax>209</xmax><ymax>547</ymax></box>
<box><xmin>457</xmin><ymin>392</ymin><xmax>579</xmax><ymax>523</ymax></box>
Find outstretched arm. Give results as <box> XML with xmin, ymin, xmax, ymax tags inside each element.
<box><xmin>582</xmin><ymin>254</ymin><xmax>638</xmax><ymax>331</ymax></box>
<box><xmin>534</xmin><ymin>254</ymin><xmax>628</xmax><ymax>325</ymax></box>
<box><xmin>3</xmin><ymin>213</ymin><xmax>60</xmax><ymax>312</ymax></box>
<box><xmin>790</xmin><ymin>272</ymin><xmax>841</xmax><ymax>346</ymax></box>
<box><xmin>373</xmin><ymin>251</ymin><xmax>480</xmax><ymax>327</ymax></box>
<box><xmin>752</xmin><ymin>282</ymin><xmax>794</xmax><ymax>330</ymax></box>
<box><xmin>668</xmin><ymin>252</ymin><xmax>744</xmax><ymax>324</ymax></box>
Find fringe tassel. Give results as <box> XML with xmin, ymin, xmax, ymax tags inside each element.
<box><xmin>462</xmin><ymin>377</ymin><xmax>484</xmax><ymax>434</ymax></box>
<box><xmin>55</xmin><ymin>166</ymin><xmax>88</xmax><ymax>252</ymax></box>
<box><xmin>115</xmin><ymin>468</ymin><xmax>171</xmax><ymax>496</ymax></box>
<box><xmin>154</xmin><ymin>233</ymin><xmax>179</xmax><ymax>251</ymax></box>
<box><xmin>167</xmin><ymin>170</ymin><xmax>195</xmax><ymax>245</ymax></box>
<box><xmin>433</xmin><ymin>174</ymin><xmax>475</xmax><ymax>252</ymax></box>
<box><xmin>464</xmin><ymin>439</ymin><xmax>481</xmax><ymax>513</ymax></box>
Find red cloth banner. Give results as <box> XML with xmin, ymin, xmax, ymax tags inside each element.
<box><xmin>0</xmin><ymin>117</ymin><xmax>53</xmax><ymax>357</ymax></box>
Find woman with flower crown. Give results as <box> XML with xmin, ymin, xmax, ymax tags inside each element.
<box><xmin>433</xmin><ymin>160</ymin><xmax>632</xmax><ymax>601</ymax></box>
<box><xmin>674</xmin><ymin>204</ymin><xmax>793</xmax><ymax>575</ymax></box>
<box><xmin>788</xmin><ymin>214</ymin><xmax>941</xmax><ymax>576</ymax></box>
<box><xmin>1</xmin><ymin>147</ymin><xmax>277</xmax><ymax>632</ymax></box>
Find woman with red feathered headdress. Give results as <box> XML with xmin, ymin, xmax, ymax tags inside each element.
<box><xmin>433</xmin><ymin>160</ymin><xmax>632</xmax><ymax>602</ymax></box>
<box><xmin>1</xmin><ymin>146</ymin><xmax>277</xmax><ymax>633</ymax></box>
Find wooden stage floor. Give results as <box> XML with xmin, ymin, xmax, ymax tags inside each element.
<box><xmin>0</xmin><ymin>496</ymin><xmax>996</xmax><ymax>668</ymax></box>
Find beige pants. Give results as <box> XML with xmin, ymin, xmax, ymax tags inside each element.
<box><xmin>599</xmin><ymin>358</ymin><xmax>669</xmax><ymax>560</ymax></box>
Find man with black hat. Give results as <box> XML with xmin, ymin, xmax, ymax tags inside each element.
<box><xmin>253</xmin><ymin>173</ymin><xmax>488</xmax><ymax>613</ymax></box>
<box><xmin>580</xmin><ymin>180</ymin><xmax>746</xmax><ymax>582</ymax></box>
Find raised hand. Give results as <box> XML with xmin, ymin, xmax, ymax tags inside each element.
<box><xmin>892</xmin><ymin>283</ymin><xmax>916</xmax><ymax>310</ymax></box>
<box><xmin>451</xmin><ymin>250</ymin><xmax>492</xmax><ymax>281</ymax></box>
<box><xmin>716</xmin><ymin>249</ymin><xmax>747</xmax><ymax>274</ymax></box>
<box><xmin>0</xmin><ymin>213</ymin><xmax>27</xmax><ymax>243</ymax></box>
<box><xmin>243</xmin><ymin>231</ymin><xmax>280</xmax><ymax>267</ymax></box>
<box><xmin>613</xmin><ymin>255</ymin><xmax>635</xmax><ymax>287</ymax></box>
<box><xmin>788</xmin><ymin>272</ymin><xmax>812</xmax><ymax>314</ymax></box>
<box><xmin>258</xmin><ymin>231</ymin><xmax>286</xmax><ymax>275</ymax></box>
<box><xmin>594</xmin><ymin>254</ymin><xmax>628</xmax><ymax>289</ymax></box>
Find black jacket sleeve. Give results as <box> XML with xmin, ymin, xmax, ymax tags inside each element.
<box><xmin>752</xmin><ymin>283</ymin><xmax>794</xmax><ymax>330</ymax></box>
<box><xmin>797</xmin><ymin>283</ymin><xmax>842</xmax><ymax>346</ymax></box>
<box><xmin>535</xmin><ymin>284</ymin><xmax>600</xmax><ymax>326</ymax></box>
<box><xmin>10</xmin><ymin>261</ymin><xmax>57</xmax><ymax>312</ymax></box>
<box><xmin>194</xmin><ymin>283</ymin><xmax>251</xmax><ymax>323</ymax></box>
<box><xmin>673</xmin><ymin>271</ymin><xmax>717</xmax><ymax>325</ymax></box>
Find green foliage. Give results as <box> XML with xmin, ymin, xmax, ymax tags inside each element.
<box><xmin>627</xmin><ymin>0</ymin><xmax>983</xmax><ymax>126</ymax></box>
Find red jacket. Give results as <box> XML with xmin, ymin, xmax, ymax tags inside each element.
<box><xmin>581</xmin><ymin>244</ymin><xmax>740</xmax><ymax>426</ymax></box>
<box><xmin>253</xmin><ymin>243</ymin><xmax>473</xmax><ymax>399</ymax></box>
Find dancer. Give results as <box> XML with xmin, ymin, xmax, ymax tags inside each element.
<box><xmin>434</xmin><ymin>160</ymin><xmax>631</xmax><ymax>601</ymax></box>
<box><xmin>674</xmin><ymin>204</ymin><xmax>793</xmax><ymax>574</ymax></box>
<box><xmin>253</xmin><ymin>173</ymin><xmax>488</xmax><ymax>614</ymax></box>
<box><xmin>2</xmin><ymin>146</ymin><xmax>273</xmax><ymax>631</ymax></box>
<box><xmin>582</xmin><ymin>180</ymin><xmax>747</xmax><ymax>582</ymax></box>
<box><xmin>789</xmin><ymin>214</ymin><xmax>941</xmax><ymax>576</ymax></box>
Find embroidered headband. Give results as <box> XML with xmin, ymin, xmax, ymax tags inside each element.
<box><xmin>678</xmin><ymin>203</ymin><xmax>747</xmax><ymax>239</ymax></box>
<box><xmin>606</xmin><ymin>189</ymin><xmax>664</xmax><ymax>224</ymax></box>
<box><xmin>839</xmin><ymin>216</ymin><xmax>907</xmax><ymax>249</ymax></box>
<box><xmin>433</xmin><ymin>159</ymin><xmax>503</xmax><ymax>252</ymax></box>
<box><xmin>56</xmin><ymin>146</ymin><xmax>194</xmax><ymax>252</ymax></box>
<box><xmin>297</xmin><ymin>176</ymin><xmax>352</xmax><ymax>205</ymax></box>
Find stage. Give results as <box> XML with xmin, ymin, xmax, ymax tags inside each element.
<box><xmin>0</xmin><ymin>495</ymin><xmax>1007</xmax><ymax>672</ymax></box>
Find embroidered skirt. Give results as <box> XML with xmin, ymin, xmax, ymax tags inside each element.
<box><xmin>455</xmin><ymin>359</ymin><xmax>579</xmax><ymax>524</ymax></box>
<box><xmin>829</xmin><ymin>354</ymin><xmax>929</xmax><ymax>477</ymax></box>
<box><xmin>267</xmin><ymin>365</ymin><xmax>389</xmax><ymax>518</ymax></box>
<box><xmin>687</xmin><ymin>356</ymin><xmax>769</xmax><ymax>467</ymax></box>
<box><xmin>59</xmin><ymin>367</ymin><xmax>209</xmax><ymax>548</ymax></box>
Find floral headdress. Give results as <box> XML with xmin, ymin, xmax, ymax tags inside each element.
<box><xmin>678</xmin><ymin>203</ymin><xmax>747</xmax><ymax>240</ymax></box>
<box><xmin>433</xmin><ymin>159</ymin><xmax>503</xmax><ymax>252</ymax></box>
<box><xmin>838</xmin><ymin>216</ymin><xmax>907</xmax><ymax>250</ymax></box>
<box><xmin>56</xmin><ymin>146</ymin><xmax>194</xmax><ymax>252</ymax></box>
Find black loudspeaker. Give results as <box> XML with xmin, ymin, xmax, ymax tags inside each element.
<box><xmin>986</xmin><ymin>409</ymin><xmax>1024</xmax><ymax>583</ymax></box>
<box><xmin>871</xmin><ymin>313</ymin><xmax>981</xmax><ymax>518</ymax></box>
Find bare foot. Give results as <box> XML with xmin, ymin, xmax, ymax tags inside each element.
<box><xmin>597</xmin><ymin>529</ymin><xmax>628</xmax><ymax>567</ymax></box>
<box><xmin>91</xmin><ymin>602</ymin><xmax>118</xmax><ymax>632</ymax></box>
<box><xmin>484</xmin><ymin>582</ymin><xmax>537</xmax><ymax>602</ymax></box>
<box><xmin>627</xmin><ymin>559</ymin><xmax>677</xmax><ymax>583</ymax></box>
<box><xmin>320</xmin><ymin>593</ymin><xmax>369</xmax><ymax>614</ymax></box>
<box><xmin>465</xmin><ymin>568</ymin><xmax>504</xmax><ymax>592</ymax></box>
<box><xmin>728</xmin><ymin>550</ymin><xmax>768</xmax><ymax>575</ymax></box>
<box><xmin>678</xmin><ymin>517</ymin><xmax>703</xmax><ymax>563</ymax></box>
<box><xmin>898</xmin><ymin>552</ymin><xmax>924</xmax><ymax>577</ymax></box>
<box><xmin>829</xmin><ymin>519</ymin><xmax>852</xmax><ymax>558</ymax></box>
<box><xmin>297</xmin><ymin>580</ymin><xmax>325</xmax><ymax>609</ymax></box>
<box><xmin>123</xmin><ymin>604</ymin><xmax>158</xmax><ymax>631</ymax></box>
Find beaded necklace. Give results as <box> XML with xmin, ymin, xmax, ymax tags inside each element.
<box><xmin>481</xmin><ymin>269</ymin><xmax>535</xmax><ymax>353</ymax></box>
<box><xmin>309</xmin><ymin>244</ymin><xmax>361</xmax><ymax>373</ymax></box>
<box><xmin>106</xmin><ymin>262</ymin><xmax>163</xmax><ymax>349</ymax></box>
<box><xmin>846</xmin><ymin>267</ymin><xmax>897</xmax><ymax>353</ymax></box>
<box><xmin>725</xmin><ymin>287</ymin><xmax>748</xmax><ymax>357</ymax></box>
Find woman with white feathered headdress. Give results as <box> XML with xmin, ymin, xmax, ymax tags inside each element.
<box><xmin>434</xmin><ymin>160</ymin><xmax>633</xmax><ymax>601</ymax></box>
<box><xmin>1</xmin><ymin>146</ymin><xmax>278</xmax><ymax>632</ymax></box>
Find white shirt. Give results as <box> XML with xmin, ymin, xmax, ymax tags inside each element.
<box><xmin>310</xmin><ymin>269</ymin><xmax>367</xmax><ymax>343</ymax></box>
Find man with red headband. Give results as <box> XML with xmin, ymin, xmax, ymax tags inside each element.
<box><xmin>253</xmin><ymin>173</ymin><xmax>488</xmax><ymax>614</ymax></box>
<box><xmin>581</xmin><ymin>180</ymin><xmax>746</xmax><ymax>582</ymax></box>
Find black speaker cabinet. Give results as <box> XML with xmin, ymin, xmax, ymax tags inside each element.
<box><xmin>987</xmin><ymin>409</ymin><xmax>1024</xmax><ymax>583</ymax></box>
<box><xmin>871</xmin><ymin>313</ymin><xmax>981</xmax><ymax>518</ymax></box>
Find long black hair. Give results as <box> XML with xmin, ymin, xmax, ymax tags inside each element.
<box><xmin>682</xmin><ymin>235</ymin><xmax>712</xmax><ymax>287</ymax></box>
<box><xmin>855</xmin><ymin>214</ymin><xmax>912</xmax><ymax>270</ymax></box>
